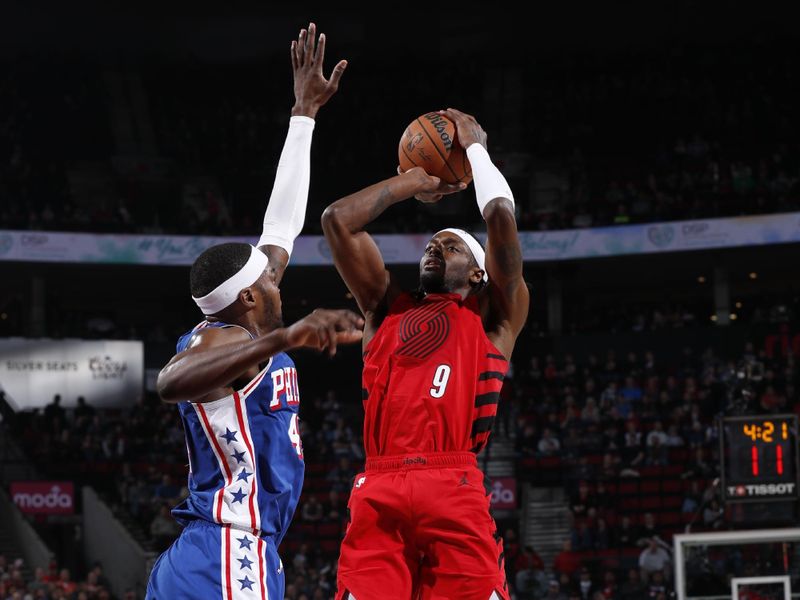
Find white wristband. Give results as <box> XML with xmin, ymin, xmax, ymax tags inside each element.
<box><xmin>257</xmin><ymin>116</ymin><xmax>316</xmax><ymax>257</ymax></box>
<box><xmin>466</xmin><ymin>143</ymin><xmax>514</xmax><ymax>218</ymax></box>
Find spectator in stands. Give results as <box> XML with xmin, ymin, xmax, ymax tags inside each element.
<box><xmin>612</xmin><ymin>515</ymin><xmax>640</xmax><ymax>548</ymax></box>
<box><xmin>570</xmin><ymin>519</ymin><xmax>594</xmax><ymax>551</ymax></box>
<box><xmin>56</xmin><ymin>567</ymin><xmax>78</xmax><ymax>596</ymax></box>
<box><xmin>326</xmin><ymin>456</ymin><xmax>356</xmax><ymax>493</ymax></box>
<box><xmin>545</xmin><ymin>578</ymin><xmax>568</xmax><ymax>600</ymax></box>
<box><xmin>593</xmin><ymin>517</ymin><xmax>610</xmax><ymax>550</ymax></box>
<box><xmin>621</xmin><ymin>419</ymin><xmax>644</xmax><ymax>471</ymax></box>
<box><xmin>568</xmin><ymin>481</ymin><xmax>595</xmax><ymax>521</ymax></box>
<box><xmin>323</xmin><ymin>489</ymin><xmax>345</xmax><ymax>521</ymax></box>
<box><xmin>619</xmin><ymin>568</ymin><xmax>647</xmax><ymax>599</ymax></box>
<box><xmin>576</xmin><ymin>566</ymin><xmax>597</xmax><ymax>599</ymax></box>
<box><xmin>639</xmin><ymin>537</ymin><xmax>671</xmax><ymax>582</ymax></box>
<box><xmin>638</xmin><ymin>512</ymin><xmax>665</xmax><ymax>546</ymax></box>
<box><xmin>73</xmin><ymin>395</ymin><xmax>96</xmax><ymax>421</ymax></box>
<box><xmin>553</xmin><ymin>539</ymin><xmax>581</xmax><ymax>576</ymax></box>
<box><xmin>150</xmin><ymin>502</ymin><xmax>180</xmax><ymax>552</ymax></box>
<box><xmin>516</xmin><ymin>422</ymin><xmax>539</xmax><ymax>457</ymax></box>
<box><xmin>645</xmin><ymin>435</ymin><xmax>668</xmax><ymax>466</ymax></box>
<box><xmin>152</xmin><ymin>473</ymin><xmax>181</xmax><ymax>506</ymax></box>
<box><xmin>301</xmin><ymin>494</ymin><xmax>324</xmax><ymax>522</ymax></box>
<box><xmin>646</xmin><ymin>570</ymin><xmax>670</xmax><ymax>598</ymax></box>
<box><xmin>681</xmin><ymin>479</ymin><xmax>703</xmax><ymax>515</ymax></box>
<box><xmin>514</xmin><ymin>545</ymin><xmax>546</xmax><ymax>598</ymax></box>
<box><xmin>681</xmin><ymin>447</ymin><xmax>715</xmax><ymax>480</ymax></box>
<box><xmin>702</xmin><ymin>498</ymin><xmax>725</xmax><ymax>529</ymax></box>
<box><xmin>664</xmin><ymin>423</ymin><xmax>685</xmax><ymax>447</ymax></box>
<box><xmin>538</xmin><ymin>427</ymin><xmax>562</xmax><ymax>456</ymax></box>
<box><xmin>502</xmin><ymin>528</ymin><xmax>521</xmax><ymax>586</ymax></box>
<box><xmin>43</xmin><ymin>393</ymin><xmax>66</xmax><ymax>432</ymax></box>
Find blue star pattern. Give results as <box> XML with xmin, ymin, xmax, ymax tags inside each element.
<box><xmin>238</xmin><ymin>576</ymin><xmax>254</xmax><ymax>591</ymax></box>
<box><xmin>237</xmin><ymin>536</ymin><xmax>253</xmax><ymax>550</ymax></box>
<box><xmin>231</xmin><ymin>449</ymin><xmax>246</xmax><ymax>464</ymax></box>
<box><xmin>237</xmin><ymin>468</ymin><xmax>252</xmax><ymax>482</ymax></box>
<box><xmin>238</xmin><ymin>555</ymin><xmax>253</xmax><ymax>570</ymax></box>
<box><xmin>231</xmin><ymin>487</ymin><xmax>247</xmax><ymax>504</ymax></box>
<box><xmin>221</xmin><ymin>428</ymin><xmax>238</xmax><ymax>445</ymax></box>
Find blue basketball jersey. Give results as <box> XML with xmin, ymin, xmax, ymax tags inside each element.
<box><xmin>170</xmin><ymin>320</ymin><xmax>304</xmax><ymax>544</ymax></box>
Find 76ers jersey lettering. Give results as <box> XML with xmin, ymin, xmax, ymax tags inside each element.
<box><xmin>171</xmin><ymin>321</ymin><xmax>304</xmax><ymax>544</ymax></box>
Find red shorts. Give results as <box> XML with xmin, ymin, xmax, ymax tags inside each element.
<box><xmin>335</xmin><ymin>452</ymin><xmax>510</xmax><ymax>600</ymax></box>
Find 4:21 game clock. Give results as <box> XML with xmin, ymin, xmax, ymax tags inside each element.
<box><xmin>720</xmin><ymin>414</ymin><xmax>799</xmax><ymax>502</ymax></box>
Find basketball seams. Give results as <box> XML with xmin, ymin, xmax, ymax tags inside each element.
<box><xmin>416</xmin><ymin>117</ymin><xmax>460</xmax><ymax>183</ymax></box>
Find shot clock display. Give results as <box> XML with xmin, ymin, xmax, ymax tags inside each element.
<box><xmin>720</xmin><ymin>414</ymin><xmax>799</xmax><ymax>502</ymax></box>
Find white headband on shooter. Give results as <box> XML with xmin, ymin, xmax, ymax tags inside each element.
<box><xmin>192</xmin><ymin>245</ymin><xmax>269</xmax><ymax>315</ymax></box>
<box><xmin>435</xmin><ymin>228</ymin><xmax>488</xmax><ymax>282</ymax></box>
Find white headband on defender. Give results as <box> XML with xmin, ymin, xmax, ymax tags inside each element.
<box><xmin>435</xmin><ymin>228</ymin><xmax>488</xmax><ymax>282</ymax></box>
<box><xmin>192</xmin><ymin>245</ymin><xmax>269</xmax><ymax>315</ymax></box>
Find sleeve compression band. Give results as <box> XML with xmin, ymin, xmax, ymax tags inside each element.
<box><xmin>465</xmin><ymin>143</ymin><xmax>515</xmax><ymax>218</ymax></box>
<box><xmin>256</xmin><ymin>115</ymin><xmax>316</xmax><ymax>257</ymax></box>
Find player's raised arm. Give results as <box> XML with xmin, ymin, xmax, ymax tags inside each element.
<box><xmin>442</xmin><ymin>108</ymin><xmax>529</xmax><ymax>359</ymax></box>
<box><xmin>157</xmin><ymin>308</ymin><xmax>363</xmax><ymax>404</ymax></box>
<box><xmin>321</xmin><ymin>169</ymin><xmax>461</xmax><ymax>319</ymax></box>
<box><xmin>257</xmin><ymin>22</ymin><xmax>347</xmax><ymax>285</ymax></box>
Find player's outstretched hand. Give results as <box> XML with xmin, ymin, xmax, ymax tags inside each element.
<box><xmin>286</xmin><ymin>309</ymin><xmax>364</xmax><ymax>357</ymax></box>
<box><xmin>397</xmin><ymin>166</ymin><xmax>466</xmax><ymax>204</ymax></box>
<box><xmin>439</xmin><ymin>108</ymin><xmax>488</xmax><ymax>151</ymax></box>
<box><xmin>291</xmin><ymin>22</ymin><xmax>347</xmax><ymax>118</ymax></box>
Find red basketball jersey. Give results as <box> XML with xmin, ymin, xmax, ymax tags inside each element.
<box><xmin>361</xmin><ymin>291</ymin><xmax>508</xmax><ymax>457</ymax></box>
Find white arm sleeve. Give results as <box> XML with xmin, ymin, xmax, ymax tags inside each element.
<box><xmin>256</xmin><ymin>116</ymin><xmax>316</xmax><ymax>257</ymax></box>
<box><xmin>465</xmin><ymin>143</ymin><xmax>515</xmax><ymax>218</ymax></box>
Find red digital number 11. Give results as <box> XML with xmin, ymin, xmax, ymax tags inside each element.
<box><xmin>751</xmin><ymin>444</ymin><xmax>785</xmax><ymax>476</ymax></box>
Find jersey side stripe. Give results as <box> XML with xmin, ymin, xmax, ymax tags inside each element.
<box><xmin>195</xmin><ymin>402</ymin><xmax>234</xmax><ymax>523</ymax></box>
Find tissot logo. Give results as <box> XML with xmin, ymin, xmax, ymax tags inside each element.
<box><xmin>728</xmin><ymin>483</ymin><xmax>795</xmax><ymax>497</ymax></box>
<box><xmin>89</xmin><ymin>355</ymin><xmax>128</xmax><ymax>379</ymax></box>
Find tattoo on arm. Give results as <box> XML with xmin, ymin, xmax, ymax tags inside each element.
<box><xmin>495</xmin><ymin>240</ymin><xmax>523</xmax><ymax>278</ymax></box>
<box><xmin>367</xmin><ymin>187</ymin><xmax>396</xmax><ymax>222</ymax></box>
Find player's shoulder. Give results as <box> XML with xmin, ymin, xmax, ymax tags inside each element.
<box><xmin>176</xmin><ymin>321</ymin><xmax>252</xmax><ymax>353</ymax></box>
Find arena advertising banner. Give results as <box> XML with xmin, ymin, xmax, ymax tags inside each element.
<box><xmin>0</xmin><ymin>339</ymin><xmax>143</xmax><ymax>409</ymax></box>
<box><xmin>10</xmin><ymin>481</ymin><xmax>75</xmax><ymax>515</ymax></box>
<box><xmin>490</xmin><ymin>477</ymin><xmax>517</xmax><ymax>510</ymax></box>
<box><xmin>1</xmin><ymin>211</ymin><xmax>799</xmax><ymax>265</ymax></box>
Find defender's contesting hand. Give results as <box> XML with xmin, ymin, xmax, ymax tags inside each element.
<box><xmin>286</xmin><ymin>309</ymin><xmax>365</xmax><ymax>357</ymax></box>
<box><xmin>291</xmin><ymin>22</ymin><xmax>347</xmax><ymax>119</ymax></box>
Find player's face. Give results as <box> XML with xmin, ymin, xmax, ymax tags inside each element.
<box><xmin>419</xmin><ymin>233</ymin><xmax>474</xmax><ymax>293</ymax></box>
<box><xmin>253</xmin><ymin>267</ymin><xmax>283</xmax><ymax>329</ymax></box>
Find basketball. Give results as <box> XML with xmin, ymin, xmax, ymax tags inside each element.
<box><xmin>398</xmin><ymin>112</ymin><xmax>473</xmax><ymax>185</ymax></box>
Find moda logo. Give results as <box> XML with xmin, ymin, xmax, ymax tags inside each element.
<box><xmin>89</xmin><ymin>355</ymin><xmax>128</xmax><ymax>379</ymax></box>
<box><xmin>11</xmin><ymin>481</ymin><xmax>74</xmax><ymax>515</ymax></box>
<box><xmin>647</xmin><ymin>225</ymin><xmax>675</xmax><ymax>248</ymax></box>
<box><xmin>490</xmin><ymin>477</ymin><xmax>517</xmax><ymax>509</ymax></box>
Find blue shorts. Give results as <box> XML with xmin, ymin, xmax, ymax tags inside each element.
<box><xmin>146</xmin><ymin>520</ymin><xmax>284</xmax><ymax>600</ymax></box>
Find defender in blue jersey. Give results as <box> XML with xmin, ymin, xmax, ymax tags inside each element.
<box><xmin>146</xmin><ymin>23</ymin><xmax>362</xmax><ymax>600</ymax></box>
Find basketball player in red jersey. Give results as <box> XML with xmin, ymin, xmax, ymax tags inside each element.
<box><xmin>321</xmin><ymin>108</ymin><xmax>529</xmax><ymax>600</ymax></box>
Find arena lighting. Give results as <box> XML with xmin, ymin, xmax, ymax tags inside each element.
<box><xmin>735</xmin><ymin>301</ymin><xmax>743</xmax><ymax>308</ymax></box>
<box><xmin>710</xmin><ymin>315</ymin><xmax>718</xmax><ymax>322</ymax></box>
<box><xmin>697</xmin><ymin>276</ymin><xmax>706</xmax><ymax>283</ymax></box>
<box><xmin>749</xmin><ymin>272</ymin><xmax>758</xmax><ymax>279</ymax></box>
<box><xmin>730</xmin><ymin>313</ymin><xmax>738</xmax><ymax>320</ymax></box>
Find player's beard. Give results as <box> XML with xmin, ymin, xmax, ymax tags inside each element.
<box><xmin>420</xmin><ymin>270</ymin><xmax>447</xmax><ymax>294</ymax></box>
<box><xmin>261</xmin><ymin>290</ymin><xmax>284</xmax><ymax>331</ymax></box>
